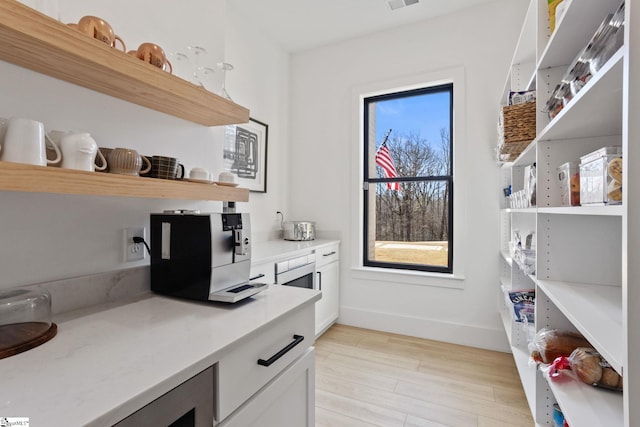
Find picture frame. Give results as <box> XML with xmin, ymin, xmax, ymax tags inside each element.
<box><xmin>223</xmin><ymin>117</ymin><xmax>268</xmax><ymax>193</ymax></box>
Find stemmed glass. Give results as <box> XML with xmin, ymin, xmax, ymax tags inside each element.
<box><xmin>187</xmin><ymin>45</ymin><xmax>208</xmax><ymax>86</ymax></box>
<box><xmin>198</xmin><ymin>67</ymin><xmax>217</xmax><ymax>92</ymax></box>
<box><xmin>217</xmin><ymin>62</ymin><xmax>234</xmax><ymax>100</ymax></box>
<box><xmin>169</xmin><ymin>52</ymin><xmax>191</xmax><ymax>82</ymax></box>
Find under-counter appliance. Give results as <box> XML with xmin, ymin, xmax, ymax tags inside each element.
<box><xmin>150</xmin><ymin>211</ymin><xmax>267</xmax><ymax>303</ymax></box>
<box><xmin>275</xmin><ymin>253</ymin><xmax>317</xmax><ymax>289</ymax></box>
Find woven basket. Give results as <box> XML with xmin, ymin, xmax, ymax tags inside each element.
<box><xmin>498</xmin><ymin>101</ymin><xmax>536</xmax><ymax>160</ymax></box>
<box><xmin>499</xmin><ymin>140</ymin><xmax>532</xmax><ymax>161</ymax></box>
<box><xmin>501</xmin><ymin>101</ymin><xmax>536</xmax><ymax>143</ymax></box>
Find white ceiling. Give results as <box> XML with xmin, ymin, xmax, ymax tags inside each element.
<box><xmin>228</xmin><ymin>0</ymin><xmax>500</xmax><ymax>53</ymax></box>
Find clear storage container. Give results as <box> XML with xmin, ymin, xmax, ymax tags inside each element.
<box><xmin>557</xmin><ymin>161</ymin><xmax>580</xmax><ymax>206</ymax></box>
<box><xmin>579</xmin><ymin>146</ymin><xmax>623</xmax><ymax>205</ymax></box>
<box><xmin>0</xmin><ymin>287</ymin><xmax>56</xmax><ymax>359</ymax></box>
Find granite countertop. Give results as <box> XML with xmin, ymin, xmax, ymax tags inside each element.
<box><xmin>252</xmin><ymin>238</ymin><xmax>339</xmax><ymax>265</ymax></box>
<box><xmin>0</xmin><ymin>285</ymin><xmax>320</xmax><ymax>426</ymax></box>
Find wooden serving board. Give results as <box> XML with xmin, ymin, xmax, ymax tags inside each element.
<box><xmin>0</xmin><ymin>322</ymin><xmax>57</xmax><ymax>359</ymax></box>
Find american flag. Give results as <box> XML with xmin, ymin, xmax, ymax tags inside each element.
<box><xmin>375</xmin><ymin>141</ymin><xmax>400</xmax><ymax>191</ymax></box>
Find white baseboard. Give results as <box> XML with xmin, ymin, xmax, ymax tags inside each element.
<box><xmin>339</xmin><ymin>306</ymin><xmax>510</xmax><ymax>352</ymax></box>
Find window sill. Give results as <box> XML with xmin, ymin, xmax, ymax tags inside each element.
<box><xmin>351</xmin><ymin>266</ymin><xmax>465</xmax><ymax>290</ymax></box>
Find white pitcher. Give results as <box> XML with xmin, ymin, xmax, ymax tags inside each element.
<box><xmin>58</xmin><ymin>132</ymin><xmax>107</xmax><ymax>172</ymax></box>
<box><xmin>1</xmin><ymin>118</ymin><xmax>61</xmax><ymax>166</ymax></box>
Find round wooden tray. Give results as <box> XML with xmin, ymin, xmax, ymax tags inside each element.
<box><xmin>0</xmin><ymin>322</ymin><xmax>57</xmax><ymax>359</ymax></box>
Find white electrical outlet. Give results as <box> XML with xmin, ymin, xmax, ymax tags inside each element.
<box><xmin>124</xmin><ymin>227</ymin><xmax>146</xmax><ymax>262</ymax></box>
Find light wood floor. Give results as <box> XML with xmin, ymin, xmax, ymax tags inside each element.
<box><xmin>314</xmin><ymin>324</ymin><xmax>534</xmax><ymax>427</ymax></box>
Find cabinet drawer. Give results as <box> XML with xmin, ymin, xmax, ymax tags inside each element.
<box><xmin>316</xmin><ymin>243</ymin><xmax>339</xmax><ymax>267</ymax></box>
<box><xmin>218</xmin><ymin>348</ymin><xmax>315</xmax><ymax>427</ymax></box>
<box><xmin>216</xmin><ymin>303</ymin><xmax>314</xmax><ymax>421</ymax></box>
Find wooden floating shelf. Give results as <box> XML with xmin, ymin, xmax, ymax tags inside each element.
<box><xmin>0</xmin><ymin>0</ymin><xmax>249</xmax><ymax>126</ymax></box>
<box><xmin>0</xmin><ymin>161</ymin><xmax>250</xmax><ymax>202</ymax></box>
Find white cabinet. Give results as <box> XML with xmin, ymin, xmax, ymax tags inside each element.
<box><xmin>314</xmin><ymin>242</ymin><xmax>340</xmax><ymax>337</ymax></box>
<box><xmin>218</xmin><ymin>348</ymin><xmax>315</xmax><ymax>427</ymax></box>
<box><xmin>216</xmin><ymin>303</ymin><xmax>315</xmax><ymax>425</ymax></box>
<box><xmin>250</xmin><ymin>240</ymin><xmax>340</xmax><ymax>338</ymax></box>
<box><xmin>498</xmin><ymin>0</ymin><xmax>636</xmax><ymax>425</ymax></box>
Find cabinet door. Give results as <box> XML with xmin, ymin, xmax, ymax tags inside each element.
<box><xmin>315</xmin><ymin>261</ymin><xmax>339</xmax><ymax>336</ymax></box>
<box><xmin>218</xmin><ymin>348</ymin><xmax>315</xmax><ymax>427</ymax></box>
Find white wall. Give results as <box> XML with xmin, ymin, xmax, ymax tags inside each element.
<box><xmin>0</xmin><ymin>0</ymin><xmax>290</xmax><ymax>288</ymax></box>
<box><xmin>288</xmin><ymin>0</ymin><xmax>528</xmax><ymax>351</ymax></box>
<box><xmin>2</xmin><ymin>0</ymin><xmax>527</xmax><ymax>352</ymax></box>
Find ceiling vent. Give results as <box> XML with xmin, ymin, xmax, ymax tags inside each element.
<box><xmin>387</xmin><ymin>0</ymin><xmax>419</xmax><ymax>10</ymax></box>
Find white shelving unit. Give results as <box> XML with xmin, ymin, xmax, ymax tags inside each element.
<box><xmin>497</xmin><ymin>0</ymin><xmax>636</xmax><ymax>425</ymax></box>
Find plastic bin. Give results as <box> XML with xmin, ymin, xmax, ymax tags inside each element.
<box><xmin>579</xmin><ymin>146</ymin><xmax>622</xmax><ymax>205</ymax></box>
<box><xmin>557</xmin><ymin>161</ymin><xmax>580</xmax><ymax>206</ymax></box>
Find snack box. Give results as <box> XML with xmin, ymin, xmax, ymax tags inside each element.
<box><xmin>579</xmin><ymin>146</ymin><xmax>622</xmax><ymax>205</ymax></box>
<box><xmin>557</xmin><ymin>161</ymin><xmax>580</xmax><ymax>206</ymax></box>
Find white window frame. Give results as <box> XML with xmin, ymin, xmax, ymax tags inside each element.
<box><xmin>350</xmin><ymin>66</ymin><xmax>467</xmax><ymax>289</ymax></box>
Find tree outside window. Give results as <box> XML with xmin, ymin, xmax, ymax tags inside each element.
<box><xmin>363</xmin><ymin>83</ymin><xmax>453</xmax><ymax>273</ymax></box>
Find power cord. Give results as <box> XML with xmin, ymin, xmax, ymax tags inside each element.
<box><xmin>132</xmin><ymin>236</ymin><xmax>151</xmax><ymax>256</ymax></box>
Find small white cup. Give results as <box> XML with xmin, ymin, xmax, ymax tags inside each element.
<box><xmin>190</xmin><ymin>167</ymin><xmax>211</xmax><ymax>181</ymax></box>
<box><xmin>218</xmin><ymin>171</ymin><xmax>235</xmax><ymax>183</ymax></box>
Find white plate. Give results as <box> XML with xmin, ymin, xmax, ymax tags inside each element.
<box><xmin>215</xmin><ymin>181</ymin><xmax>239</xmax><ymax>187</ymax></box>
<box><xmin>183</xmin><ymin>178</ymin><xmax>214</xmax><ymax>184</ymax></box>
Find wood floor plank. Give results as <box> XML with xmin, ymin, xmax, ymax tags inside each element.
<box><xmin>416</xmin><ymin>362</ymin><xmax>522</xmax><ymax>390</ymax></box>
<box><xmin>317</xmin><ymin>339</ymin><xmax>421</xmax><ymax>370</ymax></box>
<box><xmin>316</xmin><ymin>406</ymin><xmax>380</xmax><ymax>427</ymax></box>
<box><xmin>492</xmin><ymin>384</ymin><xmax>531</xmax><ymax>408</ymax></box>
<box><xmin>394</xmin><ymin>380</ymin><xmax>533</xmax><ymax>424</ymax></box>
<box><xmin>316</xmin><ymin>359</ymin><xmax>399</xmax><ymax>391</ymax></box>
<box><xmin>386</xmin><ymin>335</ymin><xmax>515</xmax><ymax>364</ymax></box>
<box><xmin>317</xmin><ymin>371</ymin><xmax>479</xmax><ymax>427</ymax></box>
<box><xmin>324</xmin><ymin>351</ymin><xmax>499</xmax><ymax>402</ymax></box>
<box><xmin>315</xmin><ymin>325</ymin><xmax>534</xmax><ymax>427</ymax></box>
<box><xmin>478</xmin><ymin>415</ymin><xmax>532</xmax><ymax>427</ymax></box>
<box><xmin>316</xmin><ymin>388</ymin><xmax>407</xmax><ymax>427</ymax></box>
<box><xmin>404</xmin><ymin>415</ymin><xmax>451</xmax><ymax>427</ymax></box>
<box><xmin>319</xmin><ymin>352</ymin><xmax>496</xmax><ymax>403</ymax></box>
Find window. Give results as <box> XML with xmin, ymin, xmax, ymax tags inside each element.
<box><xmin>363</xmin><ymin>83</ymin><xmax>453</xmax><ymax>274</ymax></box>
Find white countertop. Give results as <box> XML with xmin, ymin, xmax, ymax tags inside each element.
<box><xmin>0</xmin><ymin>286</ymin><xmax>320</xmax><ymax>426</ymax></box>
<box><xmin>252</xmin><ymin>238</ymin><xmax>339</xmax><ymax>265</ymax></box>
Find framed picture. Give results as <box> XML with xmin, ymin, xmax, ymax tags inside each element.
<box><xmin>223</xmin><ymin>117</ymin><xmax>268</xmax><ymax>193</ymax></box>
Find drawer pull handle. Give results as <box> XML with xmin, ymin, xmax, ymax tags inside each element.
<box><xmin>250</xmin><ymin>273</ymin><xmax>265</xmax><ymax>281</ymax></box>
<box><xmin>257</xmin><ymin>335</ymin><xmax>304</xmax><ymax>367</ymax></box>
<box><xmin>323</xmin><ymin>251</ymin><xmax>336</xmax><ymax>257</ymax></box>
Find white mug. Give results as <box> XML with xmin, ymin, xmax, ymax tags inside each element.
<box><xmin>59</xmin><ymin>132</ymin><xmax>107</xmax><ymax>172</ymax></box>
<box><xmin>1</xmin><ymin>118</ymin><xmax>61</xmax><ymax>166</ymax></box>
<box><xmin>190</xmin><ymin>167</ymin><xmax>211</xmax><ymax>181</ymax></box>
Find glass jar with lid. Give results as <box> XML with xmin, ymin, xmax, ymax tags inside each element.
<box><xmin>0</xmin><ymin>287</ymin><xmax>57</xmax><ymax>359</ymax></box>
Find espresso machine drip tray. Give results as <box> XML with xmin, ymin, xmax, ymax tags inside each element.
<box><xmin>209</xmin><ymin>282</ymin><xmax>269</xmax><ymax>303</ymax></box>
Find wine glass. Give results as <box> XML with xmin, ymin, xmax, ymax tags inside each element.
<box><xmin>169</xmin><ymin>52</ymin><xmax>191</xmax><ymax>82</ymax></box>
<box><xmin>187</xmin><ymin>45</ymin><xmax>207</xmax><ymax>86</ymax></box>
<box><xmin>198</xmin><ymin>67</ymin><xmax>216</xmax><ymax>91</ymax></box>
<box><xmin>217</xmin><ymin>62</ymin><xmax>234</xmax><ymax>100</ymax></box>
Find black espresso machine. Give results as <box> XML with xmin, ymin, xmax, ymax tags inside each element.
<box><xmin>150</xmin><ymin>211</ymin><xmax>267</xmax><ymax>303</ymax></box>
